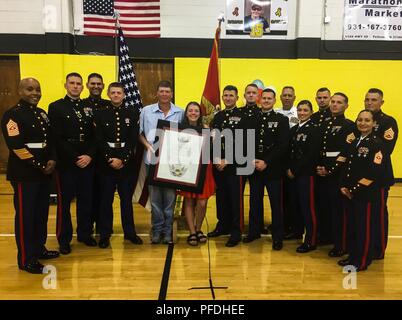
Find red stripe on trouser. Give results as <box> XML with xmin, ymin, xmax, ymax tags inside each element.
<box><xmin>361</xmin><ymin>202</ymin><xmax>372</xmax><ymax>269</ymax></box>
<box><xmin>342</xmin><ymin>208</ymin><xmax>347</xmax><ymax>252</ymax></box>
<box><xmin>309</xmin><ymin>177</ymin><xmax>317</xmax><ymax>245</ymax></box>
<box><xmin>239</xmin><ymin>176</ymin><xmax>244</xmax><ymax>232</ymax></box>
<box><xmin>55</xmin><ymin>172</ymin><xmax>63</xmax><ymax>238</ymax></box>
<box><xmin>380</xmin><ymin>188</ymin><xmax>385</xmax><ymax>256</ymax></box>
<box><xmin>18</xmin><ymin>183</ymin><xmax>26</xmax><ymax>266</ymax></box>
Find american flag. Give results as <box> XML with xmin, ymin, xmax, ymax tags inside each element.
<box><xmin>83</xmin><ymin>0</ymin><xmax>160</xmax><ymax>38</ymax></box>
<box><xmin>118</xmin><ymin>27</ymin><xmax>142</xmax><ymax>110</ymax></box>
<box><xmin>118</xmin><ymin>27</ymin><xmax>150</xmax><ymax>209</ymax></box>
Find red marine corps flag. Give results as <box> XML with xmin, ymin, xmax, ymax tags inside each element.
<box><xmin>200</xmin><ymin>22</ymin><xmax>222</xmax><ymax>123</ymax></box>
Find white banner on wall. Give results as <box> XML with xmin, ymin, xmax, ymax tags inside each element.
<box><xmin>343</xmin><ymin>0</ymin><xmax>402</xmax><ymax>40</ymax></box>
<box><xmin>226</xmin><ymin>0</ymin><xmax>288</xmax><ymax>37</ymax></box>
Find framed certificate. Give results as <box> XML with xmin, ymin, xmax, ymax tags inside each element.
<box><xmin>148</xmin><ymin>120</ymin><xmax>208</xmax><ymax>193</ymax></box>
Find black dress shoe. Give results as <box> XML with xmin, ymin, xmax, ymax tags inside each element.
<box><xmin>296</xmin><ymin>243</ymin><xmax>316</xmax><ymax>253</ymax></box>
<box><xmin>328</xmin><ymin>248</ymin><xmax>346</xmax><ymax>257</ymax></box>
<box><xmin>338</xmin><ymin>257</ymin><xmax>352</xmax><ymax>266</ymax></box>
<box><xmin>78</xmin><ymin>237</ymin><xmax>97</xmax><ymax>247</ymax></box>
<box><xmin>272</xmin><ymin>241</ymin><xmax>283</xmax><ymax>251</ymax></box>
<box><xmin>39</xmin><ymin>249</ymin><xmax>60</xmax><ymax>259</ymax></box>
<box><xmin>124</xmin><ymin>234</ymin><xmax>143</xmax><ymax>245</ymax></box>
<box><xmin>243</xmin><ymin>235</ymin><xmax>261</xmax><ymax>243</ymax></box>
<box><xmin>225</xmin><ymin>238</ymin><xmax>240</xmax><ymax>247</ymax></box>
<box><xmin>373</xmin><ymin>255</ymin><xmax>384</xmax><ymax>260</ymax></box>
<box><xmin>284</xmin><ymin>232</ymin><xmax>304</xmax><ymax>240</ymax></box>
<box><xmin>19</xmin><ymin>261</ymin><xmax>44</xmax><ymax>274</ymax></box>
<box><xmin>59</xmin><ymin>244</ymin><xmax>71</xmax><ymax>255</ymax></box>
<box><xmin>207</xmin><ymin>229</ymin><xmax>229</xmax><ymax>238</ymax></box>
<box><xmin>99</xmin><ymin>237</ymin><xmax>110</xmax><ymax>249</ymax></box>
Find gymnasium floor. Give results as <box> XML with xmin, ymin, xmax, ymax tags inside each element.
<box><xmin>0</xmin><ymin>174</ymin><xmax>401</xmax><ymax>300</ymax></box>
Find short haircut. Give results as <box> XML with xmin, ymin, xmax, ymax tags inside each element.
<box><xmin>282</xmin><ymin>86</ymin><xmax>295</xmax><ymax>93</ymax></box>
<box><xmin>367</xmin><ymin>88</ymin><xmax>384</xmax><ymax>98</ymax></box>
<box><xmin>332</xmin><ymin>92</ymin><xmax>348</xmax><ymax>104</ymax></box>
<box><xmin>358</xmin><ymin>109</ymin><xmax>375</xmax><ymax>119</ymax></box>
<box><xmin>316</xmin><ymin>87</ymin><xmax>331</xmax><ymax>94</ymax></box>
<box><xmin>223</xmin><ymin>85</ymin><xmax>238</xmax><ymax>95</ymax></box>
<box><xmin>87</xmin><ymin>73</ymin><xmax>103</xmax><ymax>82</ymax></box>
<box><xmin>245</xmin><ymin>83</ymin><xmax>259</xmax><ymax>91</ymax></box>
<box><xmin>157</xmin><ymin>80</ymin><xmax>173</xmax><ymax>91</ymax></box>
<box><xmin>66</xmin><ymin>72</ymin><xmax>82</xmax><ymax>81</ymax></box>
<box><xmin>262</xmin><ymin>88</ymin><xmax>276</xmax><ymax>98</ymax></box>
<box><xmin>107</xmin><ymin>82</ymin><xmax>124</xmax><ymax>91</ymax></box>
<box><xmin>297</xmin><ymin>99</ymin><xmax>313</xmax><ymax>112</ymax></box>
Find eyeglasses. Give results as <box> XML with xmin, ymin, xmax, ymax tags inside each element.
<box><xmin>252</xmin><ymin>7</ymin><xmax>262</xmax><ymax>11</ymax></box>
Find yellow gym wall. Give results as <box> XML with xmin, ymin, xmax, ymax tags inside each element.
<box><xmin>19</xmin><ymin>54</ymin><xmax>117</xmax><ymax>109</ymax></box>
<box><xmin>175</xmin><ymin>57</ymin><xmax>401</xmax><ymax>178</ymax></box>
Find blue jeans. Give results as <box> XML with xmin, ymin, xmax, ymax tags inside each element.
<box><xmin>146</xmin><ymin>165</ymin><xmax>176</xmax><ymax>238</ymax></box>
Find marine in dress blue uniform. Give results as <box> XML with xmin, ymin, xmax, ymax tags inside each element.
<box><xmin>82</xmin><ymin>73</ymin><xmax>109</xmax><ymax>235</ymax></box>
<box><xmin>48</xmin><ymin>72</ymin><xmax>97</xmax><ymax>254</ymax></box>
<box><xmin>287</xmin><ymin>100</ymin><xmax>321</xmax><ymax>253</ymax></box>
<box><xmin>93</xmin><ymin>82</ymin><xmax>142</xmax><ymax>248</ymax></box>
<box><xmin>364</xmin><ymin>88</ymin><xmax>398</xmax><ymax>259</ymax></box>
<box><xmin>311</xmin><ymin>88</ymin><xmax>333</xmax><ymax>246</ymax></box>
<box><xmin>239</xmin><ymin>84</ymin><xmax>261</xmax><ymax>233</ymax></box>
<box><xmin>337</xmin><ymin>110</ymin><xmax>384</xmax><ymax>271</ymax></box>
<box><xmin>245</xmin><ymin>88</ymin><xmax>290</xmax><ymax>250</ymax></box>
<box><xmin>209</xmin><ymin>85</ymin><xmax>247</xmax><ymax>247</ymax></box>
<box><xmin>316</xmin><ymin>93</ymin><xmax>355</xmax><ymax>257</ymax></box>
<box><xmin>1</xmin><ymin>78</ymin><xmax>59</xmax><ymax>274</ymax></box>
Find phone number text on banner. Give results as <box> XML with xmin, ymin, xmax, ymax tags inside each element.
<box><xmin>343</xmin><ymin>0</ymin><xmax>402</xmax><ymax>40</ymax></box>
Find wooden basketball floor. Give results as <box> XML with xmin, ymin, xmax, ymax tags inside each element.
<box><xmin>1</xmin><ymin>174</ymin><xmax>402</xmax><ymax>300</ymax></box>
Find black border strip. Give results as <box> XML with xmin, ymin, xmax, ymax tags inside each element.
<box><xmin>2</xmin><ymin>34</ymin><xmax>402</xmax><ymax>60</ymax></box>
<box><xmin>158</xmin><ymin>242</ymin><xmax>174</xmax><ymax>300</ymax></box>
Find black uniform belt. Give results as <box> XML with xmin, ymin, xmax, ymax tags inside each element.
<box><xmin>67</xmin><ymin>134</ymin><xmax>85</xmax><ymax>142</ymax></box>
<box><xmin>107</xmin><ymin>142</ymin><xmax>126</xmax><ymax>148</ymax></box>
<box><xmin>25</xmin><ymin>142</ymin><xmax>47</xmax><ymax>149</ymax></box>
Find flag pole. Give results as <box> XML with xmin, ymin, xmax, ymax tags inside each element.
<box><xmin>217</xmin><ymin>14</ymin><xmax>224</xmax><ymax>107</ymax></box>
<box><xmin>199</xmin><ymin>15</ymin><xmax>223</xmax><ymax>125</ymax></box>
<box><xmin>114</xmin><ymin>10</ymin><xmax>121</xmax><ymax>81</ymax></box>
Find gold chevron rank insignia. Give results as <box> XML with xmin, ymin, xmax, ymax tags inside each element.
<box><xmin>374</xmin><ymin>151</ymin><xmax>383</xmax><ymax>164</ymax></box>
<box><xmin>358</xmin><ymin>178</ymin><xmax>373</xmax><ymax>186</ymax></box>
<box><xmin>346</xmin><ymin>132</ymin><xmax>355</xmax><ymax>144</ymax></box>
<box><xmin>384</xmin><ymin>127</ymin><xmax>395</xmax><ymax>141</ymax></box>
<box><xmin>13</xmin><ymin>148</ymin><xmax>33</xmax><ymax>160</ymax></box>
<box><xmin>6</xmin><ymin>119</ymin><xmax>19</xmax><ymax>136</ymax></box>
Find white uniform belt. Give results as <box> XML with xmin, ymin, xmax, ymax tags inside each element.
<box><xmin>107</xmin><ymin>142</ymin><xmax>125</xmax><ymax>148</ymax></box>
<box><xmin>25</xmin><ymin>142</ymin><xmax>46</xmax><ymax>148</ymax></box>
<box><xmin>326</xmin><ymin>151</ymin><xmax>340</xmax><ymax>157</ymax></box>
